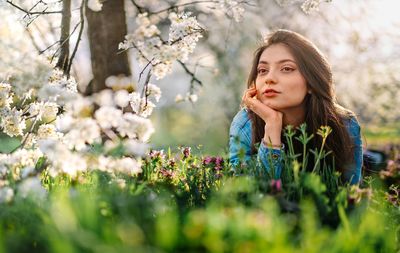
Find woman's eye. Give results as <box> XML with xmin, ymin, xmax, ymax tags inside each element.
<box><xmin>282</xmin><ymin>67</ymin><xmax>294</xmax><ymax>72</ymax></box>
<box><xmin>257</xmin><ymin>69</ymin><xmax>267</xmax><ymax>74</ymax></box>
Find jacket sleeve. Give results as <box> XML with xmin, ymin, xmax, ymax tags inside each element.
<box><xmin>228</xmin><ymin>121</ymin><xmax>253</xmax><ymax>167</ymax></box>
<box><xmin>229</xmin><ymin>112</ymin><xmax>283</xmax><ymax>178</ymax></box>
<box><xmin>343</xmin><ymin>117</ymin><xmax>363</xmax><ymax>185</ymax></box>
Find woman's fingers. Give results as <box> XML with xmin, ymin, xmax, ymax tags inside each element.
<box><xmin>241</xmin><ymin>87</ymin><xmax>256</xmax><ymax>107</ymax></box>
<box><xmin>243</xmin><ymin>87</ymin><xmax>256</xmax><ymax>100</ymax></box>
<box><xmin>242</xmin><ymin>87</ymin><xmax>281</xmax><ymax>122</ymax></box>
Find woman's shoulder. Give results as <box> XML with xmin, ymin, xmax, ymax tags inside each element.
<box><xmin>341</xmin><ymin>112</ymin><xmax>361</xmax><ymax>138</ymax></box>
<box><xmin>230</xmin><ymin>108</ymin><xmax>251</xmax><ymax>132</ymax></box>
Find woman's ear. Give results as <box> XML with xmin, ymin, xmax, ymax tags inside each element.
<box><xmin>250</xmin><ymin>82</ymin><xmax>255</xmax><ymax>88</ymax></box>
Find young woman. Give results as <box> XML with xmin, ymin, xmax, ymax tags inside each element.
<box><xmin>229</xmin><ymin>29</ymin><xmax>362</xmax><ymax>185</ymax></box>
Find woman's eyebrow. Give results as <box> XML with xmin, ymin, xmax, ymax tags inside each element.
<box><xmin>258</xmin><ymin>59</ymin><xmax>296</xmax><ymax>65</ymax></box>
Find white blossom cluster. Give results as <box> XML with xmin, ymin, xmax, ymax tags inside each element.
<box><xmin>119</xmin><ymin>12</ymin><xmax>204</xmax><ymax>80</ymax></box>
<box><xmin>0</xmin><ymin>83</ymin><xmax>13</xmax><ymax>109</ymax></box>
<box><xmin>300</xmin><ymin>0</ymin><xmax>322</xmax><ymax>14</ymax></box>
<box><xmin>129</xmin><ymin>83</ymin><xmax>161</xmax><ymax>118</ymax></box>
<box><xmin>219</xmin><ymin>0</ymin><xmax>245</xmax><ymax>22</ymax></box>
<box><xmin>175</xmin><ymin>92</ymin><xmax>198</xmax><ymax>103</ymax></box>
<box><xmin>38</xmin><ymin>69</ymin><xmax>78</xmax><ymax>105</ymax></box>
<box><xmin>57</xmin><ymin>86</ymin><xmax>156</xmax><ymax>151</ymax></box>
<box><xmin>0</xmin><ymin>70</ymin><xmax>157</xmax><ymax>203</ymax></box>
<box><xmin>105</xmin><ymin>75</ymin><xmax>135</xmax><ymax>91</ymax></box>
<box><xmin>274</xmin><ymin>0</ymin><xmax>331</xmax><ymax>14</ymax></box>
<box><xmin>0</xmin><ymin>149</ymin><xmax>46</xmax><ymax>203</ymax></box>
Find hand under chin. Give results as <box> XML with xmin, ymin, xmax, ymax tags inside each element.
<box><xmin>260</xmin><ymin>100</ymin><xmax>279</xmax><ymax>110</ymax></box>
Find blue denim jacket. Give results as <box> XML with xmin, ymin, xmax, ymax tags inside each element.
<box><xmin>229</xmin><ymin>108</ymin><xmax>363</xmax><ymax>185</ymax></box>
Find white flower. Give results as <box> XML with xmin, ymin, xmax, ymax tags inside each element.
<box><xmin>175</xmin><ymin>94</ymin><xmax>184</xmax><ymax>103</ymax></box>
<box><xmin>65</xmin><ymin>95</ymin><xmax>93</xmax><ymax>117</ymax></box>
<box><xmin>123</xmin><ymin>139</ymin><xmax>149</xmax><ymax>157</ymax></box>
<box><xmin>0</xmin><ymin>109</ymin><xmax>26</xmax><ymax>137</ymax></box>
<box><xmin>135</xmin><ymin>116</ymin><xmax>155</xmax><ymax>141</ymax></box>
<box><xmin>30</xmin><ymin>102</ymin><xmax>59</xmax><ymax>122</ymax></box>
<box><xmin>96</xmin><ymin>155</ymin><xmax>113</xmax><ymax>172</ymax></box>
<box><xmin>37</xmin><ymin>124</ymin><xmax>59</xmax><ymax>140</ymax></box>
<box><xmin>105</xmin><ymin>75</ymin><xmax>134</xmax><ymax>91</ymax></box>
<box><xmin>55</xmin><ymin>113</ymin><xmax>74</xmax><ymax>132</ymax></box>
<box><xmin>88</xmin><ymin>0</ymin><xmax>103</xmax><ymax>12</ymax></box>
<box><xmin>219</xmin><ymin>0</ymin><xmax>245</xmax><ymax>22</ymax></box>
<box><xmin>63</xmin><ymin>118</ymin><xmax>101</xmax><ymax>151</ymax></box>
<box><xmin>4</xmin><ymin>149</ymin><xmax>42</xmax><ymax>180</ymax></box>
<box><xmin>129</xmin><ymin>92</ymin><xmax>141</xmax><ymax>111</ymax></box>
<box><xmin>152</xmin><ymin>63</ymin><xmax>172</xmax><ymax>80</ymax></box>
<box><xmin>168</xmin><ymin>12</ymin><xmax>203</xmax><ymax>63</ymax></box>
<box><xmin>129</xmin><ymin>92</ymin><xmax>156</xmax><ymax>118</ymax></box>
<box><xmin>42</xmin><ymin>102</ymin><xmax>59</xmax><ymax>122</ymax></box>
<box><xmin>38</xmin><ymin>139</ymin><xmax>87</xmax><ymax>178</ymax></box>
<box><xmin>135</xmin><ymin>13</ymin><xmax>160</xmax><ymax>38</ymax></box>
<box><xmin>39</xmin><ymin>69</ymin><xmax>78</xmax><ymax>104</ymax></box>
<box><xmin>113</xmin><ymin>157</ymin><xmax>142</xmax><ymax>175</ymax></box>
<box><xmin>122</xmin><ymin>12</ymin><xmax>202</xmax><ymax>81</ymax></box>
<box><xmin>187</xmin><ymin>93</ymin><xmax>198</xmax><ymax>103</ymax></box>
<box><xmin>8</xmin><ymin>149</ymin><xmax>43</xmax><ymax>171</ymax></box>
<box><xmin>301</xmin><ymin>0</ymin><xmax>322</xmax><ymax>14</ymax></box>
<box><xmin>136</xmin><ymin>13</ymin><xmax>151</xmax><ymax>27</ymax></box>
<box><xmin>0</xmin><ymin>82</ymin><xmax>12</xmax><ymax>109</ymax></box>
<box><xmin>146</xmin><ymin>83</ymin><xmax>162</xmax><ymax>102</ymax></box>
<box><xmin>0</xmin><ymin>187</ymin><xmax>14</xmax><ymax>204</ymax></box>
<box><xmin>60</xmin><ymin>153</ymin><xmax>87</xmax><ymax>177</ymax></box>
<box><xmin>93</xmin><ymin>89</ymin><xmax>115</xmax><ymax>107</ymax></box>
<box><xmin>117</xmin><ymin>113</ymin><xmax>154</xmax><ymax>141</ymax></box>
<box><xmin>139</xmin><ymin>99</ymin><xmax>155</xmax><ymax>118</ymax></box>
<box><xmin>114</xmin><ymin>89</ymin><xmax>130</xmax><ymax>108</ymax></box>
<box><xmin>94</xmin><ymin>106</ymin><xmax>123</xmax><ymax>129</ymax></box>
<box><xmin>18</xmin><ymin>177</ymin><xmax>47</xmax><ymax>200</ymax></box>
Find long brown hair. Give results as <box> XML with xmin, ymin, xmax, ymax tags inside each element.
<box><xmin>247</xmin><ymin>29</ymin><xmax>355</xmax><ymax>173</ymax></box>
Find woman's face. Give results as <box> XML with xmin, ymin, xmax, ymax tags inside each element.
<box><xmin>255</xmin><ymin>43</ymin><xmax>308</xmax><ymax>112</ymax></box>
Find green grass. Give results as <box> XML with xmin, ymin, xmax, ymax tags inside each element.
<box><xmin>362</xmin><ymin>123</ymin><xmax>400</xmax><ymax>147</ymax></box>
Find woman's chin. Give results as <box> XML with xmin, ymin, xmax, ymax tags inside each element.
<box><xmin>261</xmin><ymin>100</ymin><xmax>280</xmax><ymax>110</ymax></box>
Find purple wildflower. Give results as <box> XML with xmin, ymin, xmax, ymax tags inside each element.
<box><xmin>203</xmin><ymin>156</ymin><xmax>213</xmax><ymax>166</ymax></box>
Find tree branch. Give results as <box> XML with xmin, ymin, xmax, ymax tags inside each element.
<box><xmin>129</xmin><ymin>0</ymin><xmax>147</xmax><ymax>14</ymax></box>
<box><xmin>150</xmin><ymin>0</ymin><xmax>219</xmax><ymax>15</ymax></box>
<box><xmin>67</xmin><ymin>0</ymin><xmax>86</xmax><ymax>78</ymax></box>
<box><xmin>5</xmin><ymin>0</ymin><xmax>63</xmax><ymax>15</ymax></box>
<box><xmin>178</xmin><ymin>60</ymin><xmax>202</xmax><ymax>87</ymax></box>
<box><xmin>56</xmin><ymin>0</ymin><xmax>72</xmax><ymax>74</ymax></box>
<box><xmin>24</xmin><ymin>27</ymin><xmax>42</xmax><ymax>54</ymax></box>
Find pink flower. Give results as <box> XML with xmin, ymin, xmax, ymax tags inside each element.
<box><xmin>270</xmin><ymin>179</ymin><xmax>282</xmax><ymax>193</ymax></box>
<box><xmin>180</xmin><ymin>147</ymin><xmax>191</xmax><ymax>159</ymax></box>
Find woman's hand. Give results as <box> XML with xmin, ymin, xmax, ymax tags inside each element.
<box><xmin>242</xmin><ymin>86</ymin><xmax>283</xmax><ymax>146</ymax></box>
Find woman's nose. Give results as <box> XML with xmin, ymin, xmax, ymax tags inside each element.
<box><xmin>265</xmin><ymin>70</ymin><xmax>277</xmax><ymax>85</ymax></box>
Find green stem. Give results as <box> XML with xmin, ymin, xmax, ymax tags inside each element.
<box><xmin>312</xmin><ymin>137</ymin><xmax>327</xmax><ymax>173</ymax></box>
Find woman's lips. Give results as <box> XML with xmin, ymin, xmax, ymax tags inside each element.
<box><xmin>263</xmin><ymin>89</ymin><xmax>280</xmax><ymax>97</ymax></box>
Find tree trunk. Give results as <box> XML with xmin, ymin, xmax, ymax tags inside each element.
<box><xmin>85</xmin><ymin>0</ymin><xmax>131</xmax><ymax>95</ymax></box>
<box><xmin>56</xmin><ymin>0</ymin><xmax>71</xmax><ymax>74</ymax></box>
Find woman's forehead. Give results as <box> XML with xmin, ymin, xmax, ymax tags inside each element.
<box><xmin>258</xmin><ymin>44</ymin><xmax>296</xmax><ymax>64</ymax></box>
